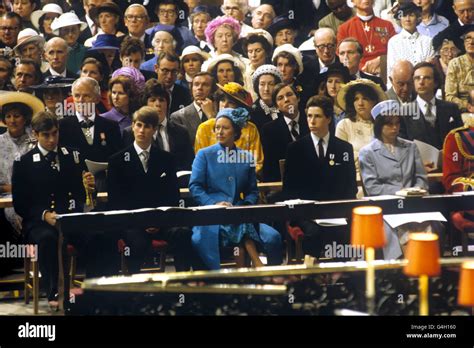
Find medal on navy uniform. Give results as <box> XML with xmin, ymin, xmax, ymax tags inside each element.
<box><xmin>100</xmin><ymin>132</ymin><xmax>107</xmax><ymax>146</ymax></box>
<box><xmin>329</xmin><ymin>153</ymin><xmax>335</xmax><ymax>166</ymax></box>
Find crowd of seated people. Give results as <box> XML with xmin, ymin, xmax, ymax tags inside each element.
<box><xmin>0</xmin><ymin>0</ymin><xmax>473</xmax><ymax>311</ymax></box>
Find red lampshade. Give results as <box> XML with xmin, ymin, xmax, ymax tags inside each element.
<box><xmin>351</xmin><ymin>206</ymin><xmax>385</xmax><ymax>248</ymax></box>
<box><xmin>458</xmin><ymin>262</ymin><xmax>474</xmax><ymax>307</ymax></box>
<box><xmin>404</xmin><ymin>233</ymin><xmax>441</xmax><ymax>277</ymax></box>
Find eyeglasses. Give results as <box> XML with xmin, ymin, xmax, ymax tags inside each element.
<box><xmin>223</xmin><ymin>6</ymin><xmax>240</xmax><ymax>12</ymax></box>
<box><xmin>159</xmin><ymin>68</ymin><xmax>179</xmax><ymax>76</ymax></box>
<box><xmin>440</xmin><ymin>47</ymin><xmax>460</xmax><ymax>54</ymax></box>
<box><xmin>0</xmin><ymin>26</ymin><xmax>19</xmax><ymax>32</ymax></box>
<box><xmin>159</xmin><ymin>9</ymin><xmax>177</xmax><ymax>16</ymax></box>
<box><xmin>125</xmin><ymin>15</ymin><xmax>147</xmax><ymax>21</ymax></box>
<box><xmin>315</xmin><ymin>43</ymin><xmax>336</xmax><ymax>51</ymax></box>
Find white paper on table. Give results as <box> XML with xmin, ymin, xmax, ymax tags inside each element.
<box><xmin>383</xmin><ymin>212</ymin><xmax>446</xmax><ymax>228</ymax></box>
<box><xmin>192</xmin><ymin>205</ymin><xmax>227</xmax><ymax>210</ymax></box>
<box><xmin>314</xmin><ymin>218</ymin><xmax>347</xmax><ymax>226</ymax></box>
<box><xmin>363</xmin><ymin>195</ymin><xmax>402</xmax><ymax>201</ymax></box>
<box><xmin>275</xmin><ymin>199</ymin><xmax>318</xmax><ymax>205</ymax></box>
<box><xmin>85</xmin><ymin>159</ymin><xmax>108</xmax><ymax>175</ymax></box>
<box><xmin>176</xmin><ymin>170</ymin><xmax>192</xmax><ymax>178</ymax></box>
<box><xmin>414</xmin><ymin>140</ymin><xmax>441</xmax><ymax>168</ymax></box>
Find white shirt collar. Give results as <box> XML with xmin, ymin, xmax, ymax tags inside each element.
<box><xmin>193</xmin><ymin>101</ymin><xmax>202</xmax><ymax>113</ymax></box>
<box><xmin>160</xmin><ymin>117</ymin><xmax>168</xmax><ymax>128</ymax></box>
<box><xmin>133</xmin><ymin>141</ymin><xmax>151</xmax><ymax>156</ymax></box>
<box><xmin>357</xmin><ymin>14</ymin><xmax>374</xmax><ymax>21</ymax></box>
<box><xmin>76</xmin><ymin>112</ymin><xmax>96</xmax><ymax>123</ymax></box>
<box><xmin>49</xmin><ymin>67</ymin><xmax>66</xmax><ymax>77</ymax></box>
<box><xmin>400</xmin><ymin>29</ymin><xmax>419</xmax><ymax>39</ymax></box>
<box><xmin>284</xmin><ymin>113</ymin><xmax>300</xmax><ymax>126</ymax></box>
<box><xmin>38</xmin><ymin>143</ymin><xmax>57</xmax><ymax>156</ymax></box>
<box><xmin>312</xmin><ymin>0</ymin><xmax>321</xmax><ymax>9</ymax></box>
<box><xmin>311</xmin><ymin>131</ymin><xmax>330</xmax><ymax>145</ymax></box>
<box><xmin>416</xmin><ymin>95</ymin><xmax>436</xmax><ymax>108</ymax></box>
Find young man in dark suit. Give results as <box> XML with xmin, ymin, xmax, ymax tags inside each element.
<box><xmin>59</xmin><ymin>77</ymin><xmax>121</xmax><ymax>191</ymax></box>
<box><xmin>283</xmin><ymin>95</ymin><xmax>357</xmax><ymax>257</ymax></box>
<box><xmin>108</xmin><ymin>106</ymin><xmax>196</xmax><ymax>273</ymax></box>
<box><xmin>261</xmin><ymin>83</ymin><xmax>309</xmax><ymax>182</ymax></box>
<box><xmin>400</xmin><ymin>62</ymin><xmax>463</xmax><ymax>151</ymax></box>
<box><xmin>122</xmin><ymin>80</ymin><xmax>194</xmax><ymax>171</ymax></box>
<box><xmin>12</xmin><ymin>111</ymin><xmax>110</xmax><ymax>307</ymax></box>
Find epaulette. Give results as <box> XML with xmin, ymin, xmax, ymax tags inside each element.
<box><xmin>443</xmin><ymin>125</ymin><xmax>470</xmax><ymax>152</ymax></box>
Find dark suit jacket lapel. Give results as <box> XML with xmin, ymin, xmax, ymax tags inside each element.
<box><xmin>167</xmin><ymin>123</ymin><xmax>176</xmax><ymax>152</ymax></box>
<box><xmin>70</xmin><ymin>117</ymin><xmax>89</xmax><ymax>149</ymax></box>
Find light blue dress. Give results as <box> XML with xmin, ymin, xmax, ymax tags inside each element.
<box><xmin>189</xmin><ymin>143</ymin><xmax>282</xmax><ymax>270</ymax></box>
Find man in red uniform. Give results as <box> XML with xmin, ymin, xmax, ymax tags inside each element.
<box><xmin>337</xmin><ymin>0</ymin><xmax>395</xmax><ymax>75</ymax></box>
<box><xmin>443</xmin><ymin>119</ymin><xmax>474</xmax><ymax>248</ymax></box>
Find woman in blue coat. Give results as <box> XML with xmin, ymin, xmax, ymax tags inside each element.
<box><xmin>189</xmin><ymin>107</ymin><xmax>282</xmax><ymax>270</ymax></box>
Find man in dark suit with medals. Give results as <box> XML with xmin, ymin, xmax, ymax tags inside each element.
<box><xmin>59</xmin><ymin>77</ymin><xmax>121</xmax><ymax>191</ymax></box>
<box><xmin>12</xmin><ymin>111</ymin><xmax>109</xmax><ymax>308</ymax></box>
<box><xmin>108</xmin><ymin>106</ymin><xmax>196</xmax><ymax>273</ymax></box>
<box><xmin>283</xmin><ymin>96</ymin><xmax>357</xmax><ymax>257</ymax></box>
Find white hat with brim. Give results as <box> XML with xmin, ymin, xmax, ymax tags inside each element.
<box><xmin>31</xmin><ymin>4</ymin><xmax>63</xmax><ymax>32</ymax></box>
<box><xmin>271</xmin><ymin>43</ymin><xmax>304</xmax><ymax>75</ymax></box>
<box><xmin>13</xmin><ymin>28</ymin><xmax>45</xmax><ymax>55</ymax></box>
<box><xmin>180</xmin><ymin>45</ymin><xmax>210</xmax><ymax>62</ymax></box>
<box><xmin>202</xmin><ymin>53</ymin><xmax>246</xmax><ymax>75</ymax></box>
<box><xmin>336</xmin><ymin>78</ymin><xmax>387</xmax><ymax>112</ymax></box>
<box><xmin>0</xmin><ymin>91</ymin><xmax>45</xmax><ymax>116</ymax></box>
<box><xmin>51</xmin><ymin>12</ymin><xmax>88</xmax><ymax>36</ymax></box>
<box><xmin>244</xmin><ymin>28</ymin><xmax>274</xmax><ymax>47</ymax></box>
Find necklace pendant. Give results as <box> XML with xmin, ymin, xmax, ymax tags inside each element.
<box><xmin>365</xmin><ymin>44</ymin><xmax>374</xmax><ymax>53</ymax></box>
<box><xmin>364</xmin><ymin>23</ymin><xmax>370</xmax><ymax>32</ymax></box>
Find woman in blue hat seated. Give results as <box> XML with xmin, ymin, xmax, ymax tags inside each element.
<box><xmin>189</xmin><ymin>107</ymin><xmax>282</xmax><ymax>270</ymax></box>
<box><xmin>359</xmin><ymin>100</ymin><xmax>443</xmax><ymax>259</ymax></box>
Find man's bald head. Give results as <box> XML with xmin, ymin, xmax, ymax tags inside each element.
<box><xmin>314</xmin><ymin>28</ymin><xmax>337</xmax><ymax>65</ymax></box>
<box><xmin>390</xmin><ymin>60</ymin><xmax>414</xmax><ymax>103</ymax></box>
<box><xmin>44</xmin><ymin>37</ymin><xmax>69</xmax><ymax>73</ymax></box>
<box><xmin>453</xmin><ymin>0</ymin><xmax>474</xmax><ymax>25</ymax></box>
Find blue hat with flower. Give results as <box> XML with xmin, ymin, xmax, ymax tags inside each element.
<box><xmin>216</xmin><ymin>107</ymin><xmax>249</xmax><ymax>131</ymax></box>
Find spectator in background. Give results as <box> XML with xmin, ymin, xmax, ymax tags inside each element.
<box><xmin>387</xmin><ymin>3</ymin><xmax>435</xmax><ymax>84</ymax></box>
<box><xmin>221</xmin><ymin>0</ymin><xmax>252</xmax><ymax>37</ymax></box>
<box><xmin>445</xmin><ymin>25</ymin><xmax>474</xmax><ymax>112</ymax></box>
<box><xmin>13</xmin><ymin>58</ymin><xmax>41</xmax><ymax>92</ymax></box>
<box><xmin>318</xmin><ymin>0</ymin><xmax>354</xmax><ymax>35</ymax></box>
<box><xmin>0</xmin><ymin>12</ymin><xmax>22</xmax><ymax>49</ymax></box>
<box><xmin>386</xmin><ymin>60</ymin><xmax>415</xmax><ymax>103</ymax></box>
<box><xmin>0</xmin><ymin>56</ymin><xmax>14</xmax><ymax>90</ymax></box>
<box><xmin>204</xmin><ymin>54</ymin><xmax>246</xmax><ymax>87</ymax></box>
<box><xmin>415</xmin><ymin>0</ymin><xmax>449</xmax><ymax>38</ymax></box>
<box><xmin>13</xmin><ymin>0</ymin><xmax>36</xmax><ymax>30</ymax></box>
<box><xmin>140</xmin><ymin>25</ymin><xmax>182</xmax><ymax>72</ymax></box>
<box><xmin>43</xmin><ymin>37</ymin><xmax>78</xmax><ymax>79</ymax></box>
<box><xmin>189</xmin><ymin>5</ymin><xmax>212</xmax><ymax>53</ymax></box>
<box><xmin>430</xmin><ymin>38</ymin><xmax>461</xmax><ymax>99</ymax></box>
<box><xmin>267</xmin><ymin>14</ymin><xmax>298</xmax><ymax>48</ymax></box>
<box><xmin>84</xmin><ymin>2</ymin><xmax>125</xmax><ymax>47</ymax></box>
<box><xmin>123</xmin><ymin>4</ymin><xmax>153</xmax><ymax>60</ymax></box>
<box><xmin>13</xmin><ymin>28</ymin><xmax>47</xmax><ymax>73</ymax></box>
<box><xmin>178</xmin><ymin>45</ymin><xmax>209</xmax><ymax>89</ymax></box>
<box><xmin>30</xmin><ymin>3</ymin><xmax>62</xmax><ymax>41</ymax></box>
<box><xmin>251</xmin><ymin>4</ymin><xmax>275</xmax><ymax>30</ymax></box>
<box><xmin>51</xmin><ymin>12</ymin><xmax>88</xmax><ymax>75</ymax></box>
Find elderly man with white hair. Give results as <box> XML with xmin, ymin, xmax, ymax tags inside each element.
<box><xmin>43</xmin><ymin>37</ymin><xmax>78</xmax><ymax>80</ymax></box>
<box><xmin>221</xmin><ymin>0</ymin><xmax>253</xmax><ymax>37</ymax></box>
<box><xmin>59</xmin><ymin>77</ymin><xmax>121</xmax><ymax>183</ymax></box>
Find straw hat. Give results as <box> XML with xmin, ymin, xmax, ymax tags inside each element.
<box><xmin>336</xmin><ymin>79</ymin><xmax>387</xmax><ymax>112</ymax></box>
<box><xmin>0</xmin><ymin>91</ymin><xmax>45</xmax><ymax>116</ymax></box>
<box><xmin>217</xmin><ymin>82</ymin><xmax>253</xmax><ymax>111</ymax></box>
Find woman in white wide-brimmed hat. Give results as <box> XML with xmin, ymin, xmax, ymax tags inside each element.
<box><xmin>0</xmin><ymin>91</ymin><xmax>44</xmax><ymax>236</ymax></box>
<box><xmin>178</xmin><ymin>45</ymin><xmax>210</xmax><ymax>89</ymax></box>
<box><xmin>51</xmin><ymin>12</ymin><xmax>88</xmax><ymax>75</ymax></box>
<box><xmin>30</xmin><ymin>3</ymin><xmax>63</xmax><ymax>41</ymax></box>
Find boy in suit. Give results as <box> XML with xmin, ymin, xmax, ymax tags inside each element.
<box><xmin>12</xmin><ymin>111</ymin><xmax>109</xmax><ymax>307</ymax></box>
<box><xmin>283</xmin><ymin>96</ymin><xmax>357</xmax><ymax>257</ymax></box>
<box><xmin>108</xmin><ymin>106</ymin><xmax>196</xmax><ymax>273</ymax></box>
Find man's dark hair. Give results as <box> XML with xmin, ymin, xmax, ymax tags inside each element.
<box><xmin>15</xmin><ymin>58</ymin><xmax>42</xmax><ymax>84</ymax></box>
<box><xmin>142</xmin><ymin>78</ymin><xmax>171</xmax><ymax>107</ymax></box>
<box><xmin>31</xmin><ymin>111</ymin><xmax>58</xmax><ymax>133</ymax></box>
<box><xmin>413</xmin><ymin>61</ymin><xmax>441</xmax><ymax>90</ymax></box>
<box><xmin>305</xmin><ymin>95</ymin><xmax>334</xmax><ymax>119</ymax></box>
<box><xmin>272</xmin><ymin>82</ymin><xmax>298</xmax><ymax>107</ymax></box>
<box><xmin>190</xmin><ymin>72</ymin><xmax>216</xmax><ymax>96</ymax></box>
<box><xmin>157</xmin><ymin>51</ymin><xmax>180</xmax><ymax>66</ymax></box>
<box><xmin>120</xmin><ymin>36</ymin><xmax>145</xmax><ymax>59</ymax></box>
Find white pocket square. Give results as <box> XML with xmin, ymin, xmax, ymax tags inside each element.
<box><xmin>449</xmin><ymin>117</ymin><xmax>454</xmax><ymax>123</ymax></box>
<box><xmin>160</xmin><ymin>172</ymin><xmax>166</xmax><ymax>178</ymax></box>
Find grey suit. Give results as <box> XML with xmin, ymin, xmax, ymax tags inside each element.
<box><xmin>170</xmin><ymin>103</ymin><xmax>203</xmax><ymax>146</ymax></box>
<box><xmin>386</xmin><ymin>88</ymin><xmax>415</xmax><ymax>104</ymax></box>
<box><xmin>359</xmin><ymin>137</ymin><xmax>428</xmax><ymax>259</ymax></box>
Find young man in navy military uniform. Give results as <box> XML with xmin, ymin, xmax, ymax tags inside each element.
<box><xmin>12</xmin><ymin>111</ymin><xmax>109</xmax><ymax>307</ymax></box>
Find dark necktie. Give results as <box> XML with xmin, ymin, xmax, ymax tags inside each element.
<box><xmin>80</xmin><ymin>120</ymin><xmax>94</xmax><ymax>128</ymax></box>
<box><xmin>156</xmin><ymin>125</ymin><xmax>164</xmax><ymax>150</ymax></box>
<box><xmin>290</xmin><ymin>120</ymin><xmax>299</xmax><ymax>140</ymax></box>
<box><xmin>200</xmin><ymin>110</ymin><xmax>207</xmax><ymax>122</ymax></box>
<box><xmin>424</xmin><ymin>102</ymin><xmax>435</xmax><ymax>128</ymax></box>
<box><xmin>318</xmin><ymin>139</ymin><xmax>325</xmax><ymax>160</ymax></box>
<box><xmin>45</xmin><ymin>151</ymin><xmax>58</xmax><ymax>171</ymax></box>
